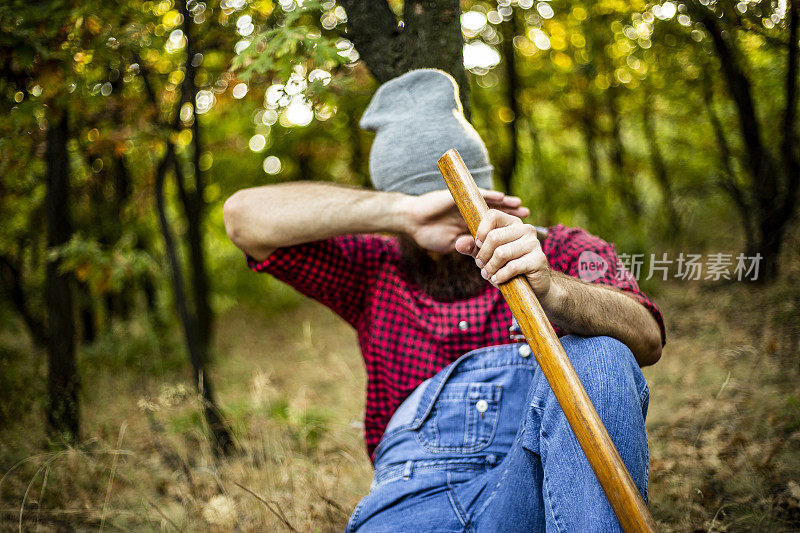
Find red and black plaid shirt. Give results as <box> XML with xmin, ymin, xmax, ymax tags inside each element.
<box><xmin>247</xmin><ymin>224</ymin><xmax>665</xmax><ymax>460</ymax></box>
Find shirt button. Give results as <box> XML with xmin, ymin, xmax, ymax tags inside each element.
<box><xmin>518</xmin><ymin>345</ymin><xmax>532</xmax><ymax>358</ymax></box>
<box><xmin>458</xmin><ymin>320</ymin><xmax>468</xmax><ymax>331</ymax></box>
<box><xmin>476</xmin><ymin>399</ymin><xmax>489</xmax><ymax>413</ymax></box>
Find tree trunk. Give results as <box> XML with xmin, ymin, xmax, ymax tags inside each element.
<box><xmin>527</xmin><ymin>119</ymin><xmax>556</xmax><ymax>226</ymax></box>
<box><xmin>154</xmin><ymin>144</ymin><xmax>235</xmax><ymax>456</ymax></box>
<box><xmin>581</xmin><ymin>110</ymin><xmax>602</xmax><ymax>185</ymax></box>
<box><xmin>499</xmin><ymin>7</ymin><xmax>521</xmax><ymax>194</ymax></box>
<box><xmin>702</xmin><ymin>77</ymin><xmax>756</xmax><ymax>252</ymax></box>
<box><xmin>179</xmin><ymin>9</ymin><xmax>213</xmax><ymax>350</ymax></box>
<box><xmin>605</xmin><ymin>88</ymin><xmax>641</xmax><ymax>218</ymax></box>
<box><xmin>78</xmin><ymin>283</ymin><xmax>96</xmax><ymax>344</ymax></box>
<box><xmin>346</xmin><ymin>102</ymin><xmax>369</xmax><ymax>186</ymax></box>
<box><xmin>110</xmin><ymin>154</ymin><xmax>133</xmax><ymax>320</ymax></box>
<box><xmin>45</xmin><ymin>109</ymin><xmax>79</xmax><ymax>443</ymax></box>
<box><xmin>689</xmin><ymin>0</ymin><xmax>788</xmax><ymax>280</ymax></box>
<box><xmin>0</xmin><ymin>252</ymin><xmax>48</xmax><ymax>345</ymax></box>
<box><xmin>778</xmin><ymin>0</ymin><xmax>799</xmax><ymax>261</ymax></box>
<box><xmin>641</xmin><ymin>88</ymin><xmax>679</xmax><ymax>235</ymax></box>
<box><xmin>581</xmin><ymin>20</ymin><xmax>604</xmax><ymax>190</ymax></box>
<box><xmin>137</xmin><ymin>4</ymin><xmax>234</xmax><ymax>455</ymax></box>
<box><xmin>175</xmin><ymin>0</ymin><xmax>234</xmax><ymax>454</ymax></box>
<box><xmin>340</xmin><ymin>0</ymin><xmax>470</xmax><ymax>116</ymax></box>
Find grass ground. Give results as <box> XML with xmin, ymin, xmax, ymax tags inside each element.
<box><xmin>1</xmin><ymin>276</ymin><xmax>800</xmax><ymax>531</ymax></box>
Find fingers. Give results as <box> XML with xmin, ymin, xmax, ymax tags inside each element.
<box><xmin>471</xmin><ymin>210</ymin><xmax>543</xmax><ymax>283</ymax></box>
<box><xmin>491</xmin><ymin>250</ymin><xmax>548</xmax><ymax>284</ymax></box>
<box><xmin>479</xmin><ymin>188</ymin><xmax>505</xmax><ymax>204</ymax></box>
<box><xmin>481</xmin><ymin>189</ymin><xmax>522</xmax><ymax>208</ymax></box>
<box><xmin>504</xmin><ymin>205</ymin><xmax>531</xmax><ymax>219</ymax></box>
<box><xmin>479</xmin><ymin>232</ymin><xmax>541</xmax><ymax>280</ymax></box>
<box><xmin>475</xmin><ymin>209</ymin><xmax>522</xmax><ymax>246</ymax></box>
<box><xmin>475</xmin><ymin>224</ymin><xmax>529</xmax><ymax>266</ymax></box>
<box><xmin>454</xmin><ymin>234</ymin><xmax>478</xmax><ymax>256</ymax></box>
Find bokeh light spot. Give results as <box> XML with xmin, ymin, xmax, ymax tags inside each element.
<box><xmin>285</xmin><ymin>98</ymin><xmax>314</xmax><ymax>126</ymax></box>
<box><xmin>463</xmin><ymin>42</ymin><xmax>501</xmax><ymax>70</ymax></box>
<box><xmin>461</xmin><ymin>11</ymin><xmax>487</xmax><ymax>33</ymax></box>
<box><xmin>263</xmin><ymin>156</ymin><xmax>282</xmax><ymax>175</ymax></box>
<box><xmin>249</xmin><ymin>134</ymin><xmax>266</xmax><ymax>152</ymax></box>
<box><xmin>232</xmin><ymin>83</ymin><xmax>248</xmax><ymax>99</ymax></box>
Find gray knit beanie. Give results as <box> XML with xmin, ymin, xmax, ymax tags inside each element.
<box><xmin>360</xmin><ymin>69</ymin><xmax>494</xmax><ymax>195</ymax></box>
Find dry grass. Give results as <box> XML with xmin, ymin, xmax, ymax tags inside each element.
<box><xmin>0</xmin><ymin>304</ymin><xmax>370</xmax><ymax>531</ymax></box>
<box><xmin>1</xmin><ymin>277</ymin><xmax>800</xmax><ymax>531</ymax></box>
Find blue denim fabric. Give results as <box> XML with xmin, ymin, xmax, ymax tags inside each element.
<box><xmin>346</xmin><ymin>335</ymin><xmax>650</xmax><ymax>532</ymax></box>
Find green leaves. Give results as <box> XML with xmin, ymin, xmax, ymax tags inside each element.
<box><xmin>231</xmin><ymin>1</ymin><xmax>344</xmax><ymax>82</ymax></box>
<box><xmin>50</xmin><ymin>233</ymin><xmax>156</xmax><ymax>294</ymax></box>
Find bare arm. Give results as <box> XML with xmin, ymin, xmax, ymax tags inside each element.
<box><xmin>540</xmin><ymin>272</ymin><xmax>663</xmax><ymax>366</ymax></box>
<box><xmin>223</xmin><ymin>182</ymin><xmax>529</xmax><ymax>261</ymax></box>
<box><xmin>224</xmin><ymin>182</ymin><xmax>405</xmax><ymax>261</ymax></box>
<box><xmin>456</xmin><ymin>210</ymin><xmax>663</xmax><ymax>366</ymax></box>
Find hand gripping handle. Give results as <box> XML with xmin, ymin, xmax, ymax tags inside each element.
<box><xmin>437</xmin><ymin>149</ymin><xmax>658</xmax><ymax>533</ymax></box>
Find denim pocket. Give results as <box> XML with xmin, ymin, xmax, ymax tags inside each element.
<box><xmin>416</xmin><ymin>382</ymin><xmax>502</xmax><ymax>454</ymax></box>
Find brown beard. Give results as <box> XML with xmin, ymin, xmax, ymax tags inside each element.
<box><xmin>398</xmin><ymin>235</ymin><xmax>489</xmax><ymax>301</ymax></box>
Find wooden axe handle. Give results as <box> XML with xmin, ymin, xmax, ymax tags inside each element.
<box><xmin>437</xmin><ymin>149</ymin><xmax>658</xmax><ymax>533</ymax></box>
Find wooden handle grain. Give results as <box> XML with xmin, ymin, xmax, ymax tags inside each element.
<box><xmin>437</xmin><ymin>149</ymin><xmax>658</xmax><ymax>533</ymax></box>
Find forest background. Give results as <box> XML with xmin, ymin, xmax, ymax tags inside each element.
<box><xmin>1</xmin><ymin>0</ymin><xmax>799</xmax><ymax>530</ymax></box>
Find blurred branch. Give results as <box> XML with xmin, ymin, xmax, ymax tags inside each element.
<box><xmin>688</xmin><ymin>0</ymin><xmax>773</xmax><ymax>187</ymax></box>
<box><xmin>741</xmin><ymin>19</ymin><xmax>790</xmax><ymax>48</ymax></box>
<box><xmin>702</xmin><ymin>77</ymin><xmax>755</xmax><ymax>249</ymax></box>
<box><xmin>605</xmin><ymin>87</ymin><xmax>641</xmax><ymax>218</ymax></box>
<box><xmin>146</xmin><ymin>1</ymin><xmax>234</xmax><ymax>456</ymax></box>
<box><xmin>233</xmin><ymin>481</ymin><xmax>298</xmax><ymax>532</ymax></box>
<box><xmin>641</xmin><ymin>86</ymin><xmax>680</xmax><ymax>235</ymax></box>
<box><xmin>780</xmin><ymin>0</ymin><xmax>799</xmax><ymax>221</ymax></box>
<box><xmin>0</xmin><ymin>253</ymin><xmax>48</xmax><ymax>345</ymax></box>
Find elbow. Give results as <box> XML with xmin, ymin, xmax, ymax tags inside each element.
<box><xmin>642</xmin><ymin>343</ymin><xmax>662</xmax><ymax>367</ymax></box>
<box><xmin>223</xmin><ymin>191</ymin><xmax>248</xmax><ymax>250</ymax></box>
<box><xmin>639</xmin><ymin>327</ymin><xmax>663</xmax><ymax>367</ymax></box>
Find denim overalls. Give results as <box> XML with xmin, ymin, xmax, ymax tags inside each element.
<box><xmin>346</xmin><ymin>332</ymin><xmax>650</xmax><ymax>532</ymax></box>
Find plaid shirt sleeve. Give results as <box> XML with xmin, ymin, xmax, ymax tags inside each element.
<box><xmin>246</xmin><ymin>235</ymin><xmax>391</xmax><ymax>326</ymax></box>
<box><xmin>545</xmin><ymin>225</ymin><xmax>666</xmax><ymax>345</ymax></box>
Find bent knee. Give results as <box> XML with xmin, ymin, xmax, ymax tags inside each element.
<box><xmin>561</xmin><ymin>335</ymin><xmax>634</xmax><ymax>369</ymax></box>
<box><xmin>560</xmin><ymin>335</ymin><xmax>645</xmax><ymax>408</ymax></box>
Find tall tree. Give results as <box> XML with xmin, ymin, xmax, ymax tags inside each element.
<box><xmin>688</xmin><ymin>0</ymin><xmax>800</xmax><ymax>280</ymax></box>
<box><xmin>340</xmin><ymin>0</ymin><xmax>469</xmax><ymax>115</ymax></box>
<box><xmin>499</xmin><ymin>5</ymin><xmax>523</xmax><ymax>194</ymax></box>
<box><xmin>44</xmin><ymin>109</ymin><xmax>79</xmax><ymax>442</ymax></box>
<box><xmin>145</xmin><ymin>0</ymin><xmax>236</xmax><ymax>455</ymax></box>
<box><xmin>640</xmin><ymin>86</ymin><xmax>678</xmax><ymax>234</ymax></box>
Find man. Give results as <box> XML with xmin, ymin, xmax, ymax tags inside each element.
<box><xmin>224</xmin><ymin>69</ymin><xmax>665</xmax><ymax>532</ymax></box>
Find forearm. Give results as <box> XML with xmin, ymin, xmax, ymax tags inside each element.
<box><xmin>540</xmin><ymin>272</ymin><xmax>663</xmax><ymax>366</ymax></box>
<box><xmin>223</xmin><ymin>182</ymin><xmax>407</xmax><ymax>261</ymax></box>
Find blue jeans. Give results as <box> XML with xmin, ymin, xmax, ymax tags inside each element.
<box><xmin>346</xmin><ymin>336</ymin><xmax>650</xmax><ymax>532</ymax></box>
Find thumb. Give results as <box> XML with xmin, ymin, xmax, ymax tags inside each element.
<box><xmin>454</xmin><ymin>234</ymin><xmax>478</xmax><ymax>257</ymax></box>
